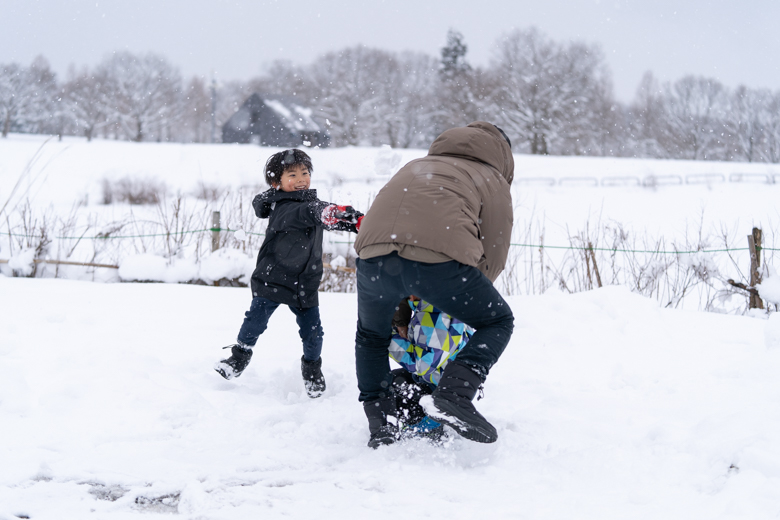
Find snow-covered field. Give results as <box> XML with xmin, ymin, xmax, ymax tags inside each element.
<box><xmin>2</xmin><ymin>277</ymin><xmax>780</xmax><ymax>518</ymax></box>
<box><xmin>3</xmin><ymin>134</ymin><xmax>780</xmax><ymax>310</ymax></box>
<box><xmin>3</xmin><ymin>134</ymin><xmax>780</xmax><ymax>518</ymax></box>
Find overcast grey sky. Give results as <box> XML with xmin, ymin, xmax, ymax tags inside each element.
<box><xmin>2</xmin><ymin>0</ymin><xmax>779</xmax><ymax>102</ymax></box>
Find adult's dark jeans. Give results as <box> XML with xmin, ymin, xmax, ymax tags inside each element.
<box><xmin>238</xmin><ymin>296</ymin><xmax>323</xmax><ymax>362</ymax></box>
<box><xmin>355</xmin><ymin>252</ymin><xmax>514</xmax><ymax>402</ymax></box>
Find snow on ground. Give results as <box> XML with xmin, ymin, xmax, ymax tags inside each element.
<box><xmin>3</xmin><ymin>134</ymin><xmax>780</xmax><ymax>516</ymax></box>
<box><xmin>2</xmin><ymin>276</ymin><xmax>780</xmax><ymax>519</ymax></box>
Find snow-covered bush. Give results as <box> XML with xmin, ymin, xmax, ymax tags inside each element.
<box><xmin>102</xmin><ymin>176</ymin><xmax>167</xmax><ymax>205</ymax></box>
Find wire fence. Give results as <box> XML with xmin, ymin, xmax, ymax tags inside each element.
<box><xmin>2</xmin><ymin>224</ymin><xmax>777</xmax><ymax>314</ymax></box>
<box><xmin>1</xmin><ymin>228</ymin><xmax>265</xmax><ymax>240</ymax></box>
<box><xmin>4</xmin><ymin>230</ymin><xmax>775</xmax><ymax>254</ymax></box>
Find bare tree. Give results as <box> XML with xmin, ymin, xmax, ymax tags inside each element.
<box><xmin>382</xmin><ymin>52</ymin><xmax>440</xmax><ymax>148</ymax></box>
<box><xmin>728</xmin><ymin>86</ymin><xmax>772</xmax><ymax>162</ymax></box>
<box><xmin>487</xmin><ymin>28</ymin><xmax>613</xmax><ymax>155</ymax></box>
<box><xmin>63</xmin><ymin>65</ymin><xmax>111</xmax><ymax>141</ymax></box>
<box><xmin>767</xmin><ymin>91</ymin><xmax>780</xmax><ymax>163</ymax></box>
<box><xmin>436</xmin><ymin>29</ymin><xmax>482</xmax><ymax>131</ymax></box>
<box><xmin>24</xmin><ymin>56</ymin><xmax>61</xmax><ymax>136</ymax></box>
<box><xmin>308</xmin><ymin>46</ymin><xmax>400</xmax><ymax>146</ymax></box>
<box><xmin>248</xmin><ymin>60</ymin><xmax>315</xmax><ymax>101</ymax></box>
<box><xmin>177</xmin><ymin>76</ymin><xmax>212</xmax><ymax>143</ymax></box>
<box><xmin>655</xmin><ymin>76</ymin><xmax>729</xmax><ymax>160</ymax></box>
<box><xmin>0</xmin><ymin>62</ymin><xmax>25</xmax><ymax>137</ymax></box>
<box><xmin>0</xmin><ymin>57</ymin><xmax>58</xmax><ymax>138</ymax></box>
<box><xmin>98</xmin><ymin>51</ymin><xmax>182</xmax><ymax>142</ymax></box>
<box><xmin>626</xmin><ymin>71</ymin><xmax>667</xmax><ymax>157</ymax></box>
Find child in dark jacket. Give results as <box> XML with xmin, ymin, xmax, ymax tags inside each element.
<box><xmin>215</xmin><ymin>149</ymin><xmax>363</xmax><ymax>398</ymax></box>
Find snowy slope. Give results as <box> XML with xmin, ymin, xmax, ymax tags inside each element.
<box><xmin>2</xmin><ymin>277</ymin><xmax>780</xmax><ymax>518</ymax></box>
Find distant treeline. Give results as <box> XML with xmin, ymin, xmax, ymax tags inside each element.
<box><xmin>1</xmin><ymin>27</ymin><xmax>779</xmax><ymax>162</ymax></box>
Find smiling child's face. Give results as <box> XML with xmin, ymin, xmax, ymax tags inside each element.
<box><xmin>274</xmin><ymin>164</ymin><xmax>311</xmax><ymax>192</ymax></box>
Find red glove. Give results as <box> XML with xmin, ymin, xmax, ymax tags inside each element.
<box><xmin>321</xmin><ymin>204</ymin><xmax>362</xmax><ymax>226</ymax></box>
<box><xmin>356</xmin><ymin>215</ymin><xmax>364</xmax><ymax>231</ymax></box>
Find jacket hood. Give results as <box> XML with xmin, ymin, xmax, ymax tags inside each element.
<box><xmin>427</xmin><ymin>121</ymin><xmax>515</xmax><ymax>185</ymax></box>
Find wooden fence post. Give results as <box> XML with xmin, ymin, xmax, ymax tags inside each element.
<box><xmin>748</xmin><ymin>227</ymin><xmax>764</xmax><ymax>310</ymax></box>
<box><xmin>212</xmin><ymin>211</ymin><xmax>221</xmax><ymax>252</ymax></box>
<box><xmin>587</xmin><ymin>242</ymin><xmax>602</xmax><ymax>288</ymax></box>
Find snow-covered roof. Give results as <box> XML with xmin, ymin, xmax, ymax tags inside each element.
<box><xmin>263</xmin><ymin>98</ymin><xmax>321</xmax><ymax>133</ymax></box>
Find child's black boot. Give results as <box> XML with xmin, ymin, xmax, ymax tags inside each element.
<box><xmin>391</xmin><ymin>368</ymin><xmax>430</xmax><ymax>426</ymax></box>
<box><xmin>430</xmin><ymin>361</ymin><xmax>498</xmax><ymax>443</ymax></box>
<box><xmin>301</xmin><ymin>356</ymin><xmax>326</xmax><ymax>398</ymax></box>
<box><xmin>363</xmin><ymin>396</ymin><xmax>399</xmax><ymax>449</ymax></box>
<box><xmin>214</xmin><ymin>344</ymin><xmax>253</xmax><ymax>380</ymax></box>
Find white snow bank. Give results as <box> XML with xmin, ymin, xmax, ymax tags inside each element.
<box><xmin>757</xmin><ymin>269</ymin><xmax>780</xmax><ymax>305</ymax></box>
<box><xmin>1</xmin><ymin>279</ymin><xmax>779</xmax><ymax>518</ymax></box>
<box><xmin>7</xmin><ymin>248</ymin><xmax>36</xmax><ymax>276</ymax></box>
<box><xmin>118</xmin><ymin>250</ymin><xmax>253</xmax><ymax>284</ymax></box>
<box><xmin>199</xmin><ymin>248</ymin><xmax>254</xmax><ymax>283</ymax></box>
<box><xmin>118</xmin><ymin>253</ymin><xmax>172</xmax><ymax>282</ymax></box>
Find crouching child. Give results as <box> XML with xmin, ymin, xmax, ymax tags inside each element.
<box><xmin>387</xmin><ymin>295</ymin><xmax>473</xmax><ymax>443</ymax></box>
<box><xmin>215</xmin><ymin>148</ymin><xmax>363</xmax><ymax>398</ymax></box>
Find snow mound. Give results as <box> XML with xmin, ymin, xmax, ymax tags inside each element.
<box><xmin>757</xmin><ymin>269</ymin><xmax>780</xmax><ymax>305</ymax></box>
<box><xmin>199</xmin><ymin>248</ymin><xmax>254</xmax><ymax>283</ymax></box>
<box><xmin>118</xmin><ymin>251</ymin><xmax>253</xmax><ymax>284</ymax></box>
<box><xmin>7</xmin><ymin>249</ymin><xmax>36</xmax><ymax>276</ymax></box>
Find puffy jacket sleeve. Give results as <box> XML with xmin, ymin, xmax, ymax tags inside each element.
<box><xmin>253</xmin><ymin>189</ymin><xmax>276</xmax><ymax>218</ymax></box>
<box><xmin>475</xmin><ymin>173</ymin><xmax>513</xmax><ymax>282</ymax></box>
<box><xmin>266</xmin><ymin>199</ymin><xmax>324</xmax><ymax>230</ymax></box>
<box><xmin>270</xmin><ymin>198</ymin><xmax>362</xmax><ymax>232</ymax></box>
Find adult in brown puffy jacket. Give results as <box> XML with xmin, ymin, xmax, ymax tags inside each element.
<box><xmin>353</xmin><ymin>121</ymin><xmax>515</xmax><ymax>448</ymax></box>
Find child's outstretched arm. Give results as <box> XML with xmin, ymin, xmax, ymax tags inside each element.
<box><xmin>268</xmin><ymin>198</ymin><xmax>364</xmax><ymax>233</ymax></box>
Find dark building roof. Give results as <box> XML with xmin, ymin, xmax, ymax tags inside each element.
<box><xmin>222</xmin><ymin>94</ymin><xmax>330</xmax><ymax>148</ymax></box>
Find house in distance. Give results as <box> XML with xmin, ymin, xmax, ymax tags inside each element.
<box><xmin>221</xmin><ymin>94</ymin><xmax>330</xmax><ymax>148</ymax></box>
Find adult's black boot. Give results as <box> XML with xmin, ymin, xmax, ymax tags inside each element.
<box><xmin>363</xmin><ymin>396</ymin><xmax>399</xmax><ymax>449</ymax></box>
<box><xmin>214</xmin><ymin>344</ymin><xmax>253</xmax><ymax>380</ymax></box>
<box><xmin>430</xmin><ymin>361</ymin><xmax>498</xmax><ymax>443</ymax></box>
<box><xmin>301</xmin><ymin>356</ymin><xmax>326</xmax><ymax>398</ymax></box>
